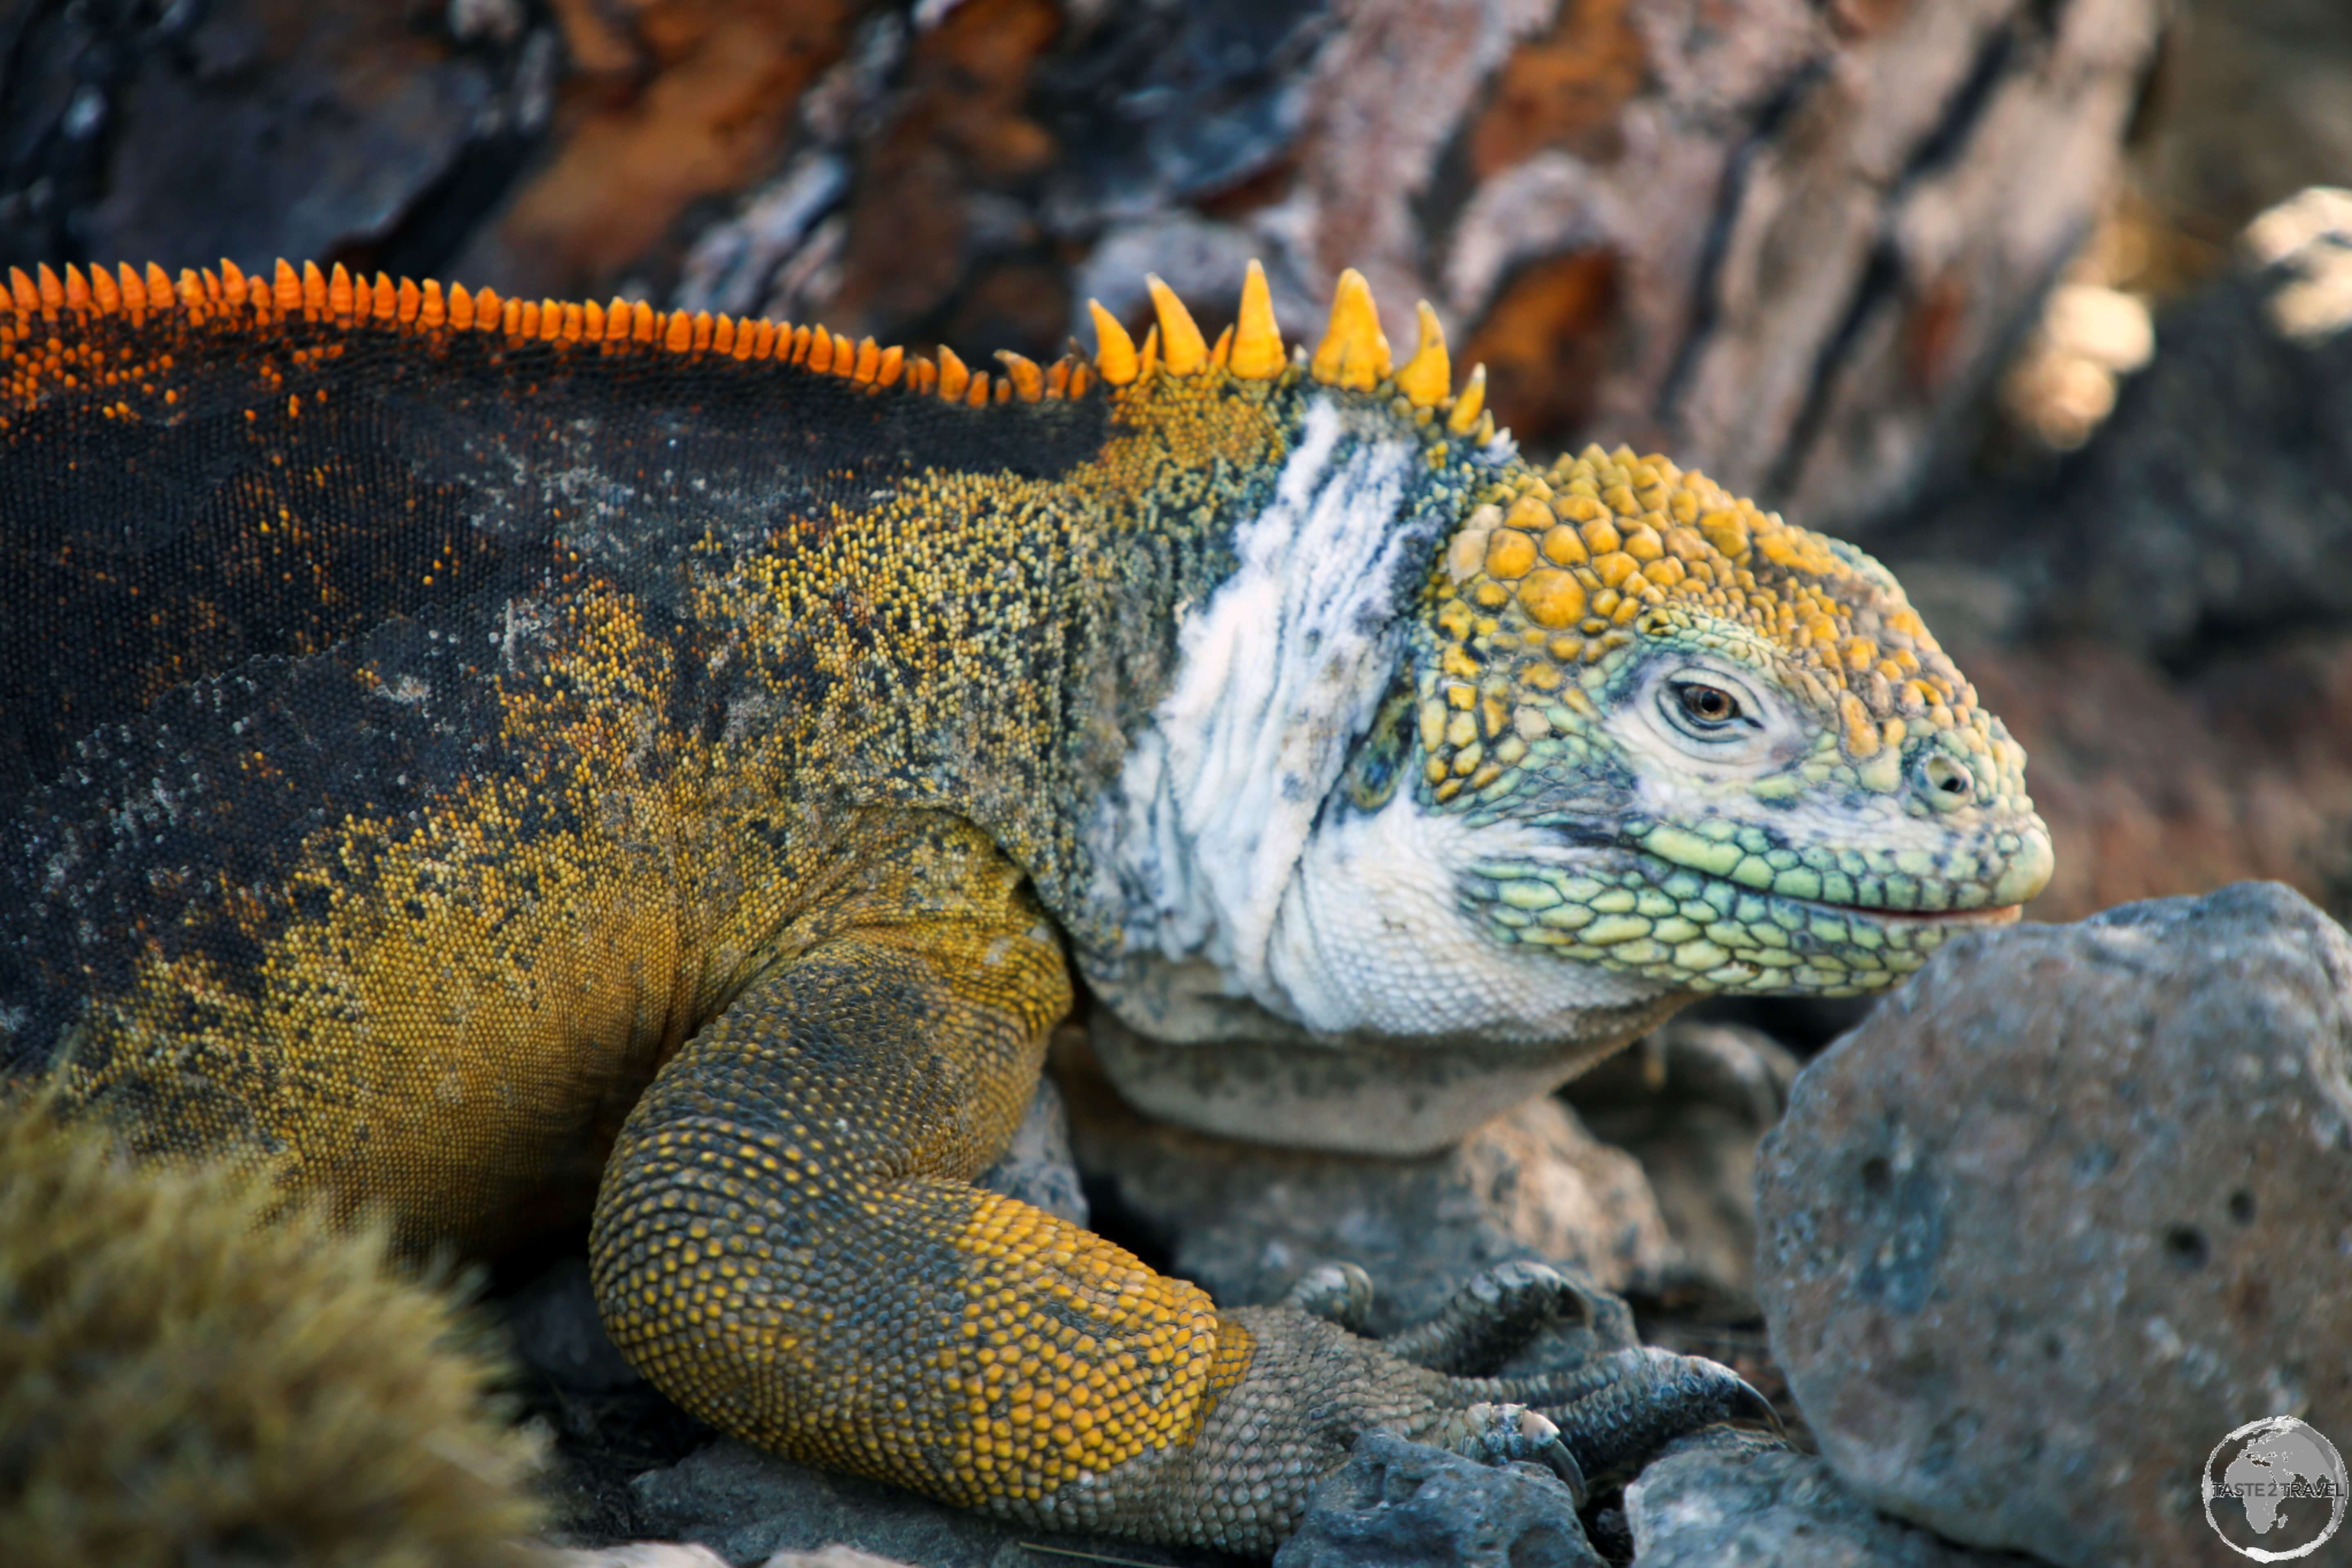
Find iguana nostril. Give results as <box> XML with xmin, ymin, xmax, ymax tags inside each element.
<box><xmin>1920</xmin><ymin>753</ymin><xmax>1973</xmax><ymax>802</ymax></box>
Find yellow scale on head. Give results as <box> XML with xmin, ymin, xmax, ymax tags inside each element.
<box><xmin>1411</xmin><ymin>448</ymin><xmax>2005</xmax><ymax>803</ymax></box>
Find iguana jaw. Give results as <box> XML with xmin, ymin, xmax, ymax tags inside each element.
<box><xmin>1458</xmin><ymin>836</ymin><xmax>2045</xmax><ymax>1000</ymax></box>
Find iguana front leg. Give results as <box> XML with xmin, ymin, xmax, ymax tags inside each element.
<box><xmin>587</xmin><ymin>815</ymin><xmax>1717</xmax><ymax>1551</ymax></box>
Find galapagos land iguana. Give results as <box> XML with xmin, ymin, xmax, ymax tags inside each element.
<box><xmin>0</xmin><ymin>255</ymin><xmax>2053</xmax><ymax>1552</ymax></box>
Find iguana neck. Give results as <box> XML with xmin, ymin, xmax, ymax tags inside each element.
<box><xmin>1071</xmin><ymin>386</ymin><xmax>1500</xmax><ymax>1016</ymax></box>
<box><xmin>675</xmin><ymin>372</ymin><xmax>1290</xmax><ymax>954</ymax></box>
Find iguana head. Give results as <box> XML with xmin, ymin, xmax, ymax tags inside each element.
<box><xmin>1357</xmin><ymin>438</ymin><xmax>2049</xmax><ymax>992</ymax></box>
<box><xmin>1078</xmin><ymin>265</ymin><xmax>2051</xmax><ymax>1147</ymax></box>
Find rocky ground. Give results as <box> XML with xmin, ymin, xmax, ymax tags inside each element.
<box><xmin>508</xmin><ymin>881</ymin><xmax>2350</xmax><ymax>1568</ymax></box>
<box><xmin>490</xmin><ymin>150</ymin><xmax>2352</xmax><ymax>1568</ymax></box>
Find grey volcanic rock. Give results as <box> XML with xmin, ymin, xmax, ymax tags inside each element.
<box><xmin>1271</xmin><ymin>1429</ymin><xmax>1603</xmax><ymax>1568</ymax></box>
<box><xmin>1567</xmin><ymin>1021</ymin><xmax>1800</xmax><ymax>1310</ymax></box>
<box><xmin>1624</xmin><ymin>1426</ymin><xmax>2034</xmax><ymax>1566</ymax></box>
<box><xmin>1756</xmin><ymin>882</ymin><xmax>2352</xmax><ymax>1568</ymax></box>
<box><xmin>973</xmin><ymin>1074</ymin><xmax>1088</xmax><ymax>1228</ymax></box>
<box><xmin>629</xmin><ymin>1441</ymin><xmax>1222</xmax><ymax>1568</ymax></box>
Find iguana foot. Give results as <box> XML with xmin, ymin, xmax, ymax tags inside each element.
<box><xmin>1129</xmin><ymin>1263</ymin><xmax>1771</xmax><ymax>1550</ymax></box>
<box><xmin>1335</xmin><ymin>1261</ymin><xmax>1777</xmax><ymax>1485</ymax></box>
<box><xmin>1380</xmin><ymin>1258</ymin><xmax>1633</xmax><ymax>1373</ymax></box>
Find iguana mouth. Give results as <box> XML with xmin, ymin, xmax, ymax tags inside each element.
<box><xmin>1805</xmin><ymin>900</ymin><xmax>2025</xmax><ymax>926</ymax></box>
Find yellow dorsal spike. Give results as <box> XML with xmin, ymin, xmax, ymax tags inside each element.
<box><xmin>1144</xmin><ymin>274</ymin><xmax>1207</xmax><ymax>375</ymax></box>
<box><xmin>1229</xmin><ymin>258</ymin><xmax>1284</xmax><ymax>379</ymax></box>
<box><xmin>1446</xmin><ymin>363</ymin><xmax>1487</xmax><ymax>434</ymax></box>
<box><xmin>1396</xmin><ymin>300</ymin><xmax>1451</xmax><ymax>408</ymax></box>
<box><xmin>1311</xmin><ymin>268</ymin><xmax>1391</xmax><ymax>391</ymax></box>
<box><xmin>995</xmin><ymin>350</ymin><xmax>1044</xmax><ymax>401</ymax></box>
<box><xmin>936</xmin><ymin>344</ymin><xmax>971</xmax><ymax>402</ymax></box>
<box><xmin>1088</xmin><ymin>300</ymin><xmax>1138</xmax><ymax>385</ymax></box>
<box><xmin>274</xmin><ymin>258</ymin><xmax>301</xmax><ymax>312</ymax></box>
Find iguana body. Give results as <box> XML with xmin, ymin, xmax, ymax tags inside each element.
<box><xmin>0</xmin><ymin>257</ymin><xmax>2051</xmax><ymax>1550</ymax></box>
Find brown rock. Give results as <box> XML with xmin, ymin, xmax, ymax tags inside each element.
<box><xmin>455</xmin><ymin>0</ymin><xmax>858</xmax><ymax>298</ymax></box>
<box><xmin>75</xmin><ymin>0</ymin><xmax>542</xmax><ymax>272</ymax></box>
<box><xmin>1888</xmin><ymin>203</ymin><xmax>2352</xmax><ymax>933</ymax></box>
<box><xmin>1568</xmin><ymin>1020</ymin><xmax>1800</xmax><ymax>1310</ymax></box>
<box><xmin>1755</xmin><ymin>882</ymin><xmax>2352</xmax><ymax>1568</ymax></box>
<box><xmin>1957</xmin><ymin>632</ymin><xmax>2352</xmax><ymax>927</ymax></box>
<box><xmin>1056</xmin><ymin>1027</ymin><xmax>1673</xmax><ymax>1336</ymax></box>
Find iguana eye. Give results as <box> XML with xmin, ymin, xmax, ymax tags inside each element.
<box><xmin>1668</xmin><ymin>681</ymin><xmax>1743</xmax><ymax>731</ymax></box>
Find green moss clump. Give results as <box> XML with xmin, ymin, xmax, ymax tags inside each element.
<box><xmin>0</xmin><ymin>1098</ymin><xmax>546</xmax><ymax>1566</ymax></box>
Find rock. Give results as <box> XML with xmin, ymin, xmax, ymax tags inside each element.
<box><xmin>506</xmin><ymin>1256</ymin><xmax>645</xmax><ymax>1395</ymax></box>
<box><xmin>973</xmin><ymin>1073</ymin><xmax>1089</xmax><ymax>1228</ymax></box>
<box><xmin>2036</xmin><ymin>213</ymin><xmax>2352</xmax><ymax>658</ymax></box>
<box><xmin>0</xmin><ymin>0</ymin><xmax>554</xmax><ymax>278</ymax></box>
<box><xmin>1756</xmin><ymin>882</ymin><xmax>2352</xmax><ymax>1568</ymax></box>
<box><xmin>1271</xmin><ymin>1428</ymin><xmax>1604</xmax><ymax>1568</ymax></box>
<box><xmin>1566</xmin><ymin>1020</ymin><xmax>1800</xmax><ymax>1310</ymax></box>
<box><xmin>628</xmin><ymin>1440</ymin><xmax>1223</xmax><ymax>1568</ymax></box>
<box><xmin>1056</xmin><ymin>1031</ymin><xmax>1673</xmax><ymax>1338</ymax></box>
<box><xmin>551</xmin><ymin>1547</ymin><xmax>913</xmax><ymax>1568</ymax></box>
<box><xmin>1877</xmin><ymin>190</ymin><xmax>2352</xmax><ymax>935</ymax></box>
<box><xmin>551</xmin><ymin>1545</ymin><xmax>735</xmax><ymax>1568</ymax></box>
<box><xmin>494</xmin><ymin>1254</ymin><xmax>716</xmax><ymax>1546</ymax></box>
<box><xmin>1624</xmin><ymin>1426</ymin><xmax>2034</xmax><ymax>1566</ymax></box>
<box><xmin>1939</xmin><ymin>630</ymin><xmax>2352</xmax><ymax>927</ymax></box>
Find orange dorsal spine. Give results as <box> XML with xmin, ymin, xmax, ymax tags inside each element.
<box><xmin>7</xmin><ymin>256</ymin><xmax>1495</xmax><ymax>430</ymax></box>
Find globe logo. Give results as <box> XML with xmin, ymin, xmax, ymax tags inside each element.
<box><xmin>2204</xmin><ymin>1417</ymin><xmax>2348</xmax><ymax>1560</ymax></box>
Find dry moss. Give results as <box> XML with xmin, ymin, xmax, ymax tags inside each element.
<box><xmin>0</xmin><ymin>1097</ymin><xmax>547</xmax><ymax>1565</ymax></box>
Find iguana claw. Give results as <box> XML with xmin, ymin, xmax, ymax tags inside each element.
<box><xmin>1281</xmin><ymin>1260</ymin><xmax>1377</xmax><ymax>1332</ymax></box>
<box><xmin>1501</xmin><ymin>1345</ymin><xmax>1782</xmax><ymax>1481</ymax></box>
<box><xmin>1461</xmin><ymin>1401</ymin><xmax>1589</xmax><ymax>1506</ymax></box>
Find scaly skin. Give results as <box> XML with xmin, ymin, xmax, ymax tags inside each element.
<box><xmin>0</xmin><ymin>257</ymin><xmax>2050</xmax><ymax>1552</ymax></box>
<box><xmin>1419</xmin><ymin>453</ymin><xmax>2049</xmax><ymax>995</ymax></box>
